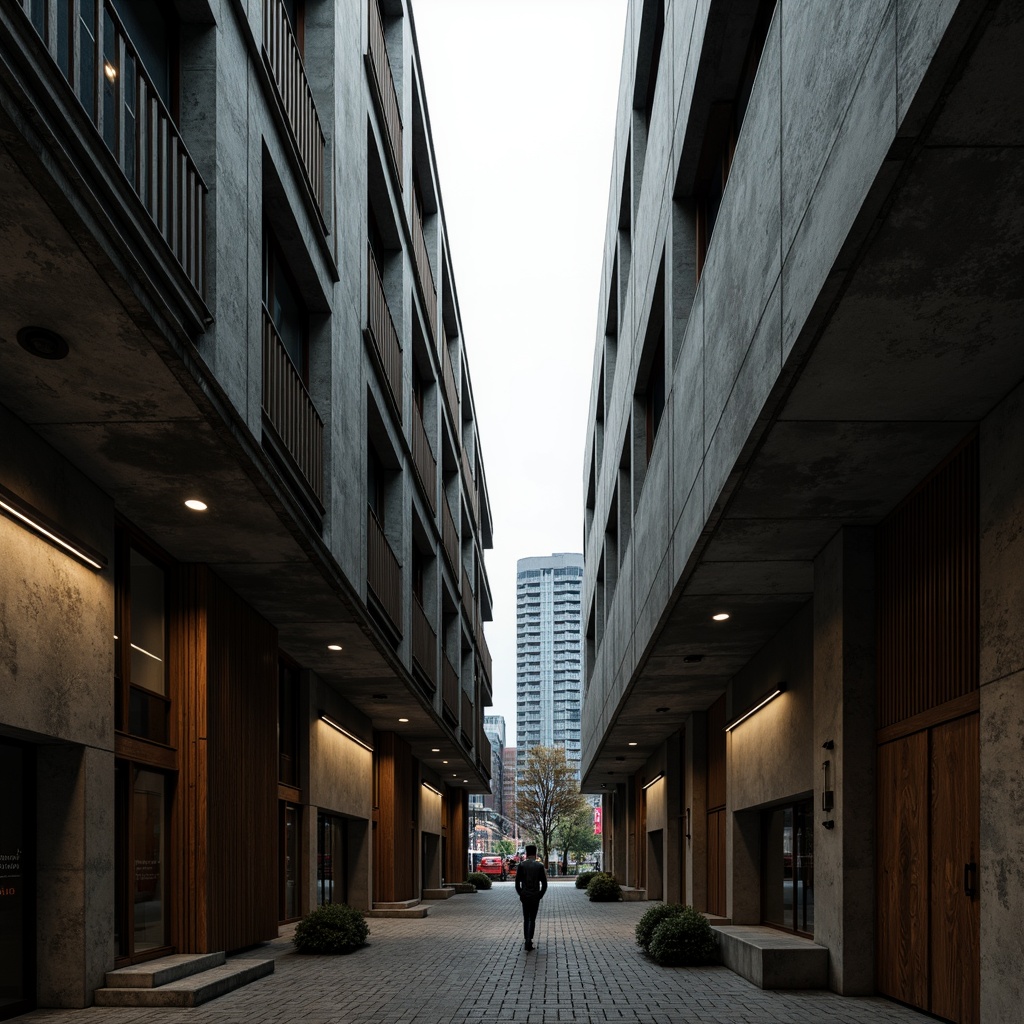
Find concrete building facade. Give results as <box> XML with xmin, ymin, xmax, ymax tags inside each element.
<box><xmin>0</xmin><ymin>0</ymin><xmax>493</xmax><ymax>1015</ymax></box>
<box><xmin>581</xmin><ymin>2</ymin><xmax>1023</xmax><ymax>1023</ymax></box>
<box><xmin>515</xmin><ymin>554</ymin><xmax>584</xmax><ymax>778</ymax></box>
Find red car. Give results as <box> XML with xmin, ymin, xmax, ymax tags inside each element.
<box><xmin>477</xmin><ymin>856</ymin><xmax>505</xmax><ymax>878</ymax></box>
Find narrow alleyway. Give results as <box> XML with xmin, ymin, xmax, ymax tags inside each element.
<box><xmin>24</xmin><ymin>883</ymin><xmax>931</xmax><ymax>1023</ymax></box>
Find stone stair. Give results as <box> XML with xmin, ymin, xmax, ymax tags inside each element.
<box><xmin>94</xmin><ymin>952</ymin><xmax>274</xmax><ymax>1007</ymax></box>
<box><xmin>368</xmin><ymin>899</ymin><xmax>428</xmax><ymax>918</ymax></box>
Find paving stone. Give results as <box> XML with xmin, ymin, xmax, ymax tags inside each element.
<box><xmin>20</xmin><ymin>883</ymin><xmax>932</xmax><ymax>1023</ymax></box>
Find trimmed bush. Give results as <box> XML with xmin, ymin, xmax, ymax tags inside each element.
<box><xmin>575</xmin><ymin>870</ymin><xmax>599</xmax><ymax>890</ymax></box>
<box><xmin>635</xmin><ymin>903</ymin><xmax>687</xmax><ymax>952</ymax></box>
<box><xmin>647</xmin><ymin>906</ymin><xmax>718</xmax><ymax>967</ymax></box>
<box><xmin>467</xmin><ymin>871</ymin><xmax>492</xmax><ymax>890</ymax></box>
<box><xmin>293</xmin><ymin>903</ymin><xmax>369</xmax><ymax>955</ymax></box>
<box><xmin>586</xmin><ymin>872</ymin><xmax>622</xmax><ymax>902</ymax></box>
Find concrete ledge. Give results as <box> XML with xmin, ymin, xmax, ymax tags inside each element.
<box><xmin>620</xmin><ymin>887</ymin><xmax>647</xmax><ymax>901</ymax></box>
<box><xmin>372</xmin><ymin>899</ymin><xmax>422</xmax><ymax>910</ymax></box>
<box><xmin>95</xmin><ymin>959</ymin><xmax>273</xmax><ymax>1007</ymax></box>
<box><xmin>451</xmin><ymin>882</ymin><xmax>476</xmax><ymax>894</ymax></box>
<box><xmin>104</xmin><ymin>952</ymin><xmax>225</xmax><ymax>988</ymax></box>
<box><xmin>712</xmin><ymin>925</ymin><xmax>828</xmax><ymax>990</ymax></box>
<box><xmin>422</xmin><ymin>887</ymin><xmax>455</xmax><ymax>900</ymax></box>
<box><xmin>367</xmin><ymin>903</ymin><xmax>429</xmax><ymax>918</ymax></box>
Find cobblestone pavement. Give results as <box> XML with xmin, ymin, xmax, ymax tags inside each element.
<box><xmin>25</xmin><ymin>882</ymin><xmax>932</xmax><ymax>1024</ymax></box>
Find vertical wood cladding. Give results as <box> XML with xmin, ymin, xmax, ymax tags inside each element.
<box><xmin>877</xmin><ymin>440</ymin><xmax>978</xmax><ymax>728</ymax></box>
<box><xmin>706</xmin><ymin>695</ymin><xmax>726</xmax><ymax>810</ymax></box>
<box><xmin>171</xmin><ymin>566</ymin><xmax>278</xmax><ymax>953</ymax></box>
<box><xmin>374</xmin><ymin>731</ymin><xmax>415</xmax><ymax>902</ymax></box>
<box><xmin>445</xmin><ymin>789</ymin><xmax>466</xmax><ymax>882</ymax></box>
<box><xmin>706</xmin><ymin>695</ymin><xmax>726</xmax><ymax>916</ymax></box>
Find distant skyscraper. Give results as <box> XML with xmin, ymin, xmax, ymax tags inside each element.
<box><xmin>502</xmin><ymin>746</ymin><xmax>517</xmax><ymax>829</ymax></box>
<box><xmin>516</xmin><ymin>554</ymin><xmax>584</xmax><ymax>779</ymax></box>
<box><xmin>483</xmin><ymin>715</ymin><xmax>506</xmax><ymax>818</ymax></box>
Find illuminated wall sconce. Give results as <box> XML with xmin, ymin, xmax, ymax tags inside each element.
<box><xmin>0</xmin><ymin>482</ymin><xmax>106</xmax><ymax>571</ymax></box>
<box><xmin>723</xmin><ymin>683</ymin><xmax>786</xmax><ymax>732</ymax></box>
<box><xmin>319</xmin><ymin>713</ymin><xmax>373</xmax><ymax>752</ymax></box>
<box><xmin>642</xmin><ymin>773</ymin><xmax>665</xmax><ymax>791</ymax></box>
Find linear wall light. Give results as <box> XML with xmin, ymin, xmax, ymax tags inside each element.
<box><xmin>724</xmin><ymin>683</ymin><xmax>787</xmax><ymax>732</ymax></box>
<box><xmin>320</xmin><ymin>713</ymin><xmax>373</xmax><ymax>752</ymax></box>
<box><xmin>0</xmin><ymin>483</ymin><xmax>105</xmax><ymax>571</ymax></box>
<box><xmin>421</xmin><ymin>782</ymin><xmax>442</xmax><ymax>796</ymax></box>
<box><xmin>642</xmin><ymin>773</ymin><xmax>665</xmax><ymax>791</ymax></box>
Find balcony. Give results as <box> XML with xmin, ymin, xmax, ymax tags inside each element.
<box><xmin>20</xmin><ymin>0</ymin><xmax>207</xmax><ymax>298</ymax></box>
<box><xmin>411</xmin><ymin>596</ymin><xmax>437</xmax><ymax>693</ymax></box>
<box><xmin>441</xmin><ymin>490</ymin><xmax>458</xmax><ymax>575</ymax></box>
<box><xmin>366</xmin><ymin>244</ymin><xmax>403</xmax><ymax>419</ymax></box>
<box><xmin>410</xmin><ymin>401</ymin><xmax>436</xmax><ymax>515</ymax></box>
<box><xmin>461</xmin><ymin>447</ymin><xmax>479</xmax><ymax>525</ymax></box>
<box><xmin>477</xmin><ymin>629</ymin><xmax>492</xmax><ymax>695</ymax></box>
<box><xmin>460</xmin><ymin>690</ymin><xmax>472</xmax><ymax>749</ymax></box>
<box><xmin>411</xmin><ymin>187</ymin><xmax>437</xmax><ymax>343</ymax></box>
<box><xmin>262</xmin><ymin>0</ymin><xmax>326</xmax><ymax>212</ymax></box>
<box><xmin>461</xmin><ymin>567</ymin><xmax>473</xmax><ymax>623</ymax></box>
<box><xmin>366</xmin><ymin>0</ymin><xmax>402</xmax><ymax>183</ymax></box>
<box><xmin>262</xmin><ymin>307</ymin><xmax>324</xmax><ymax>504</ymax></box>
<box><xmin>441</xmin><ymin>653</ymin><xmax>459</xmax><ymax>724</ymax></box>
<box><xmin>367</xmin><ymin>508</ymin><xmax>402</xmax><ymax>634</ymax></box>
<box><xmin>441</xmin><ymin>329</ymin><xmax>459</xmax><ymax>434</ymax></box>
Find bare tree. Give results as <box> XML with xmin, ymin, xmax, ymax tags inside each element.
<box><xmin>515</xmin><ymin>746</ymin><xmax>581</xmax><ymax>867</ymax></box>
<box><xmin>554</xmin><ymin>800</ymin><xmax>601</xmax><ymax>873</ymax></box>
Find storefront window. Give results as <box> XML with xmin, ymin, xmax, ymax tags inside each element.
<box><xmin>763</xmin><ymin>800</ymin><xmax>814</xmax><ymax>936</ymax></box>
<box><xmin>317</xmin><ymin>813</ymin><xmax>348</xmax><ymax>907</ymax></box>
<box><xmin>0</xmin><ymin>742</ymin><xmax>33</xmax><ymax>1019</ymax></box>
<box><xmin>281</xmin><ymin>803</ymin><xmax>300</xmax><ymax>921</ymax></box>
<box><xmin>132</xmin><ymin>770</ymin><xmax>167</xmax><ymax>952</ymax></box>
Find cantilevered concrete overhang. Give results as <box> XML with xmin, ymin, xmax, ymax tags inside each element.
<box><xmin>0</xmin><ymin>41</ymin><xmax>485</xmax><ymax>789</ymax></box>
<box><xmin>582</xmin><ymin>0</ymin><xmax>1024</xmax><ymax>789</ymax></box>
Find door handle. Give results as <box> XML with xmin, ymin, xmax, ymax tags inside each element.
<box><xmin>964</xmin><ymin>861</ymin><xmax>977</xmax><ymax>899</ymax></box>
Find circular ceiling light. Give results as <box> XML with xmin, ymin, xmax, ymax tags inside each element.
<box><xmin>628</xmin><ymin>741</ymin><xmax>638</xmax><ymax>746</ymax></box>
<box><xmin>327</xmin><ymin>644</ymin><xmax>342</xmax><ymax>651</ymax></box>
<box><xmin>398</xmin><ymin>717</ymin><xmax>409</xmax><ymax>723</ymax></box>
<box><xmin>712</xmin><ymin>612</ymin><xmax>730</xmax><ymax>622</ymax></box>
<box><xmin>184</xmin><ymin>499</ymin><xmax>208</xmax><ymax>511</ymax></box>
<box><xmin>431</xmin><ymin>748</ymin><xmax>440</xmax><ymax>753</ymax></box>
<box><xmin>17</xmin><ymin>326</ymin><xmax>69</xmax><ymax>360</ymax></box>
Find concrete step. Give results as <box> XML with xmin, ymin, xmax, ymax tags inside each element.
<box><xmin>450</xmin><ymin>882</ymin><xmax>476</xmax><ymax>893</ymax></box>
<box><xmin>104</xmin><ymin>952</ymin><xmax>225</xmax><ymax>988</ymax></box>
<box><xmin>712</xmin><ymin>925</ymin><xmax>828</xmax><ymax>990</ymax></box>
<box><xmin>95</xmin><ymin>958</ymin><xmax>274</xmax><ymax>1007</ymax></box>
<box><xmin>367</xmin><ymin>904</ymin><xmax>429</xmax><ymax>918</ymax></box>
<box><xmin>422</xmin><ymin>887</ymin><xmax>455</xmax><ymax>900</ymax></box>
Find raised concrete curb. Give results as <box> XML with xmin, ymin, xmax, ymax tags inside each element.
<box><xmin>620</xmin><ymin>887</ymin><xmax>647</xmax><ymax>901</ymax></box>
<box><xmin>712</xmin><ymin>925</ymin><xmax>828</xmax><ymax>989</ymax></box>
<box><xmin>368</xmin><ymin>899</ymin><xmax>429</xmax><ymax>918</ymax></box>
<box><xmin>95</xmin><ymin>958</ymin><xmax>274</xmax><ymax>1007</ymax></box>
<box><xmin>422</xmin><ymin>887</ymin><xmax>455</xmax><ymax>900</ymax></box>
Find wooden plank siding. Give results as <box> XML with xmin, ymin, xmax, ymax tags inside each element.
<box><xmin>170</xmin><ymin>565</ymin><xmax>278</xmax><ymax>954</ymax></box>
<box><xmin>374</xmin><ymin>731</ymin><xmax>415</xmax><ymax>903</ymax></box>
<box><xmin>445</xmin><ymin>788</ymin><xmax>467</xmax><ymax>883</ymax></box>
<box><xmin>706</xmin><ymin>694</ymin><xmax>727</xmax><ymax>916</ymax></box>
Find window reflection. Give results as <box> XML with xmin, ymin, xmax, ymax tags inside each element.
<box><xmin>763</xmin><ymin>800</ymin><xmax>813</xmax><ymax>936</ymax></box>
<box><xmin>132</xmin><ymin>770</ymin><xmax>167</xmax><ymax>952</ymax></box>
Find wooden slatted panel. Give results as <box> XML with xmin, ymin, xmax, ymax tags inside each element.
<box><xmin>410</xmin><ymin>401</ymin><xmax>436</xmax><ymax>514</ymax></box>
<box><xmin>460</xmin><ymin>689</ymin><xmax>472</xmax><ymax>748</ymax></box>
<box><xmin>445</xmin><ymin>788</ymin><xmax>467</xmax><ymax>882</ymax></box>
<box><xmin>441</xmin><ymin>653</ymin><xmax>459</xmax><ymax>724</ymax></box>
<box><xmin>877</xmin><ymin>440</ymin><xmax>978</xmax><ymax>728</ymax></box>
<box><xmin>366</xmin><ymin>245</ymin><xmax>403</xmax><ymax>418</ymax></box>
<box><xmin>706</xmin><ymin>694</ymin><xmax>727</xmax><ymax>916</ymax></box>
<box><xmin>366</xmin><ymin>0</ymin><xmax>402</xmax><ymax>179</ymax></box>
<box><xmin>441</xmin><ymin>490</ymin><xmax>459</xmax><ymax>574</ymax></box>
<box><xmin>367</xmin><ymin>507</ymin><xmax>402</xmax><ymax>633</ymax></box>
<box><xmin>205</xmin><ymin>569</ymin><xmax>279</xmax><ymax>952</ymax></box>
<box><xmin>373</xmin><ymin>732</ymin><xmax>415</xmax><ymax>902</ymax></box>
<box><xmin>707</xmin><ymin>808</ymin><xmax>727</xmax><ymax>917</ymax></box>
<box><xmin>877</xmin><ymin>732</ymin><xmax>929</xmax><ymax>1009</ymax></box>
<box><xmin>411</xmin><ymin>596</ymin><xmax>437</xmax><ymax>692</ymax></box>
<box><xmin>410</xmin><ymin>187</ymin><xmax>437</xmax><ymax>343</ymax></box>
<box><xmin>706</xmin><ymin>694</ymin><xmax>726</xmax><ymax>810</ymax></box>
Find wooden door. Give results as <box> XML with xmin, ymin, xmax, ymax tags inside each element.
<box><xmin>876</xmin><ymin>715</ymin><xmax>979</xmax><ymax>1024</ymax></box>
<box><xmin>930</xmin><ymin>715</ymin><xmax>979</xmax><ymax>1024</ymax></box>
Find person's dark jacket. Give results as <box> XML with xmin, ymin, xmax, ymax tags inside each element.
<box><xmin>515</xmin><ymin>858</ymin><xmax>548</xmax><ymax>900</ymax></box>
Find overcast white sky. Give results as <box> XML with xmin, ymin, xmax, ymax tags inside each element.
<box><xmin>413</xmin><ymin>0</ymin><xmax>628</xmax><ymax>746</ymax></box>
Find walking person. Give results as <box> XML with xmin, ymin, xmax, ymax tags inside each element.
<box><xmin>514</xmin><ymin>844</ymin><xmax>548</xmax><ymax>952</ymax></box>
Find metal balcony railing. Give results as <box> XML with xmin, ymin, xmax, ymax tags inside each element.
<box><xmin>366</xmin><ymin>0</ymin><xmax>402</xmax><ymax>181</ymax></box>
<box><xmin>411</xmin><ymin>596</ymin><xmax>437</xmax><ymax>692</ymax></box>
<box><xmin>20</xmin><ymin>0</ymin><xmax>207</xmax><ymax>297</ymax></box>
<box><xmin>461</xmin><ymin>568</ymin><xmax>473</xmax><ymax>622</ymax></box>
<box><xmin>477</xmin><ymin>629</ymin><xmax>492</xmax><ymax>690</ymax></box>
<box><xmin>367</xmin><ymin>508</ymin><xmax>402</xmax><ymax>633</ymax></box>
<box><xmin>441</xmin><ymin>653</ymin><xmax>459</xmax><ymax>723</ymax></box>
<box><xmin>461</xmin><ymin>447</ymin><xmax>479</xmax><ymax>525</ymax></box>
<box><xmin>441</xmin><ymin>490</ymin><xmax>458</xmax><ymax>574</ymax></box>
<box><xmin>262</xmin><ymin>0</ymin><xmax>326</xmax><ymax>211</ymax></box>
<box><xmin>411</xmin><ymin>187</ymin><xmax>437</xmax><ymax>342</ymax></box>
<box><xmin>411</xmin><ymin>400</ymin><xmax>436</xmax><ymax>514</ymax></box>
<box><xmin>366</xmin><ymin>244</ymin><xmax>403</xmax><ymax>418</ymax></box>
<box><xmin>441</xmin><ymin>329</ymin><xmax>459</xmax><ymax>430</ymax></box>
<box><xmin>460</xmin><ymin>689</ymin><xmax>472</xmax><ymax>748</ymax></box>
<box><xmin>262</xmin><ymin>307</ymin><xmax>324</xmax><ymax>503</ymax></box>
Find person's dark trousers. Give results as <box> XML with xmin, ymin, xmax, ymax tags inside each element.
<box><xmin>521</xmin><ymin>895</ymin><xmax>541</xmax><ymax>945</ymax></box>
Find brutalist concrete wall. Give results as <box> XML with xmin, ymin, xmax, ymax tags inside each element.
<box><xmin>0</xmin><ymin>407</ymin><xmax>115</xmax><ymax>1006</ymax></box>
<box><xmin>979</xmin><ymin>379</ymin><xmax>1024</xmax><ymax>1023</ymax></box>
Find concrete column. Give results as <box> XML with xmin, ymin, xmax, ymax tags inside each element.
<box><xmin>727</xmin><ymin>809</ymin><xmax>761</xmax><ymax>924</ymax></box>
<box><xmin>612</xmin><ymin>783</ymin><xmax>628</xmax><ymax>881</ymax></box>
<box><xmin>664</xmin><ymin>731</ymin><xmax>684</xmax><ymax>905</ymax></box>
<box><xmin>349</xmin><ymin>819</ymin><xmax>371</xmax><ymax>912</ymax></box>
<box><xmin>979</xmin><ymin>381</ymin><xmax>1024</xmax><ymax>1024</ymax></box>
<box><xmin>685</xmin><ymin>712</ymin><xmax>708</xmax><ymax>911</ymax></box>
<box><xmin>812</xmin><ymin>527</ymin><xmax>876</xmax><ymax>995</ymax></box>
<box><xmin>305</xmin><ymin>807</ymin><xmax>319</xmax><ymax>913</ymax></box>
<box><xmin>36</xmin><ymin>744</ymin><xmax>114</xmax><ymax>1008</ymax></box>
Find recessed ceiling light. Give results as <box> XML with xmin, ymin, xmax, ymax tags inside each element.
<box><xmin>431</xmin><ymin>748</ymin><xmax>440</xmax><ymax>753</ymax></box>
<box><xmin>628</xmin><ymin>741</ymin><xmax>638</xmax><ymax>746</ymax></box>
<box><xmin>327</xmin><ymin>644</ymin><xmax>342</xmax><ymax>651</ymax></box>
<box><xmin>17</xmin><ymin>325</ymin><xmax>69</xmax><ymax>360</ymax></box>
<box><xmin>463</xmin><ymin>779</ymin><xmax>468</xmax><ymax>783</ymax></box>
<box><xmin>452</xmin><ymin>773</ymin><xmax>457</xmax><ymax>777</ymax></box>
<box><xmin>443</xmin><ymin>760</ymin><xmax>448</xmax><ymax>764</ymax></box>
<box><xmin>398</xmin><ymin>717</ymin><xmax>409</xmax><ymax>723</ymax></box>
<box><xmin>184</xmin><ymin>499</ymin><xmax>207</xmax><ymax>511</ymax></box>
<box><xmin>712</xmin><ymin>612</ymin><xmax>730</xmax><ymax>622</ymax></box>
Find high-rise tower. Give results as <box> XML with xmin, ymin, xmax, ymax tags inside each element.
<box><xmin>515</xmin><ymin>554</ymin><xmax>584</xmax><ymax>779</ymax></box>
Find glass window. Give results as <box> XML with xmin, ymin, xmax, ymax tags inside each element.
<box><xmin>763</xmin><ymin>800</ymin><xmax>814</xmax><ymax>936</ymax></box>
<box><xmin>281</xmin><ymin>803</ymin><xmax>300</xmax><ymax>921</ymax></box>
<box><xmin>132</xmin><ymin>769</ymin><xmax>168</xmax><ymax>953</ymax></box>
<box><xmin>317</xmin><ymin>813</ymin><xmax>348</xmax><ymax>907</ymax></box>
<box><xmin>279</xmin><ymin>662</ymin><xmax>300</xmax><ymax>787</ymax></box>
<box><xmin>263</xmin><ymin>233</ymin><xmax>308</xmax><ymax>381</ymax></box>
<box><xmin>129</xmin><ymin>548</ymin><xmax>166</xmax><ymax>696</ymax></box>
<box><xmin>0</xmin><ymin>741</ymin><xmax>32</xmax><ymax>1017</ymax></box>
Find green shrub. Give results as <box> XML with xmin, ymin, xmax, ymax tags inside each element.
<box><xmin>467</xmin><ymin>871</ymin><xmax>492</xmax><ymax>890</ymax></box>
<box><xmin>293</xmin><ymin>903</ymin><xmax>369</xmax><ymax>955</ymax></box>
<box><xmin>575</xmin><ymin>870</ymin><xmax>599</xmax><ymax>890</ymax></box>
<box><xmin>586</xmin><ymin>872</ymin><xmax>622</xmax><ymax>902</ymax></box>
<box><xmin>635</xmin><ymin>903</ymin><xmax>687</xmax><ymax>951</ymax></box>
<box><xmin>647</xmin><ymin>906</ymin><xmax>718</xmax><ymax>966</ymax></box>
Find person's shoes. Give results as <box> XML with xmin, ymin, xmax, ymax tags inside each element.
<box><xmin>525</xmin><ymin>941</ymin><xmax>533</xmax><ymax>951</ymax></box>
